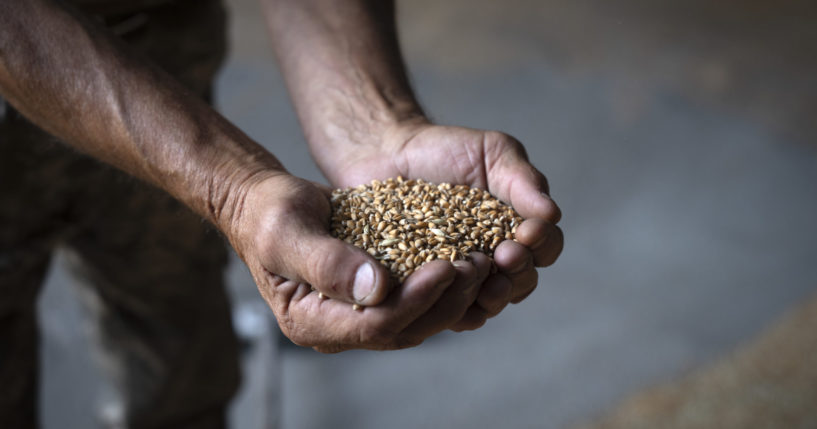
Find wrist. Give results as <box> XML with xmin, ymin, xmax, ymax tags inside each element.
<box><xmin>304</xmin><ymin>102</ymin><xmax>430</xmax><ymax>184</ymax></box>
<box><xmin>163</xmin><ymin>119</ymin><xmax>289</xmax><ymax>238</ymax></box>
<box><xmin>303</xmin><ymin>89</ymin><xmax>428</xmax><ymax>152</ymax></box>
<box><xmin>203</xmin><ymin>159</ymin><xmax>288</xmax><ymax>243</ymax></box>
<box><xmin>265</xmin><ymin>0</ymin><xmax>427</xmax><ymax>157</ymax></box>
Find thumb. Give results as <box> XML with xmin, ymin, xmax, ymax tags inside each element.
<box><xmin>489</xmin><ymin>145</ymin><xmax>561</xmax><ymax>223</ymax></box>
<box><xmin>284</xmin><ymin>231</ymin><xmax>392</xmax><ymax>306</ymax></box>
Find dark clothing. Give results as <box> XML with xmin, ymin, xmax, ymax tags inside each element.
<box><xmin>69</xmin><ymin>0</ymin><xmax>180</xmax><ymax>17</ymax></box>
<box><xmin>0</xmin><ymin>1</ymin><xmax>241</xmax><ymax>428</ymax></box>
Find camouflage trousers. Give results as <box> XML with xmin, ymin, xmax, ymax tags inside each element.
<box><xmin>0</xmin><ymin>1</ymin><xmax>241</xmax><ymax>428</ymax></box>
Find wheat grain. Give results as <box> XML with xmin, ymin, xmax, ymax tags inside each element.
<box><xmin>330</xmin><ymin>177</ymin><xmax>522</xmax><ymax>284</ymax></box>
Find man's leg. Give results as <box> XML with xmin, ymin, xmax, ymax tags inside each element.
<box><xmin>0</xmin><ymin>100</ymin><xmax>69</xmax><ymax>429</ymax></box>
<box><xmin>65</xmin><ymin>174</ymin><xmax>241</xmax><ymax>428</ymax></box>
<box><xmin>69</xmin><ymin>2</ymin><xmax>239</xmax><ymax>427</ymax></box>
<box><xmin>0</xmin><ymin>251</ymin><xmax>51</xmax><ymax>429</ymax></box>
<box><xmin>1</xmin><ymin>1</ymin><xmax>240</xmax><ymax>426</ymax></box>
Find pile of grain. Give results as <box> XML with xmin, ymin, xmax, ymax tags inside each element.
<box><xmin>330</xmin><ymin>177</ymin><xmax>522</xmax><ymax>282</ymax></box>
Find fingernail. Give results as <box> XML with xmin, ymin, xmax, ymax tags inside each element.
<box><xmin>353</xmin><ymin>262</ymin><xmax>375</xmax><ymax>304</ymax></box>
<box><xmin>451</xmin><ymin>261</ymin><xmax>477</xmax><ymax>295</ymax></box>
<box><xmin>452</xmin><ymin>261</ymin><xmax>469</xmax><ymax>270</ymax></box>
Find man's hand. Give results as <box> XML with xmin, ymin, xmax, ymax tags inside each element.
<box><xmin>265</xmin><ymin>0</ymin><xmax>564</xmax><ymax>332</ymax></box>
<box><xmin>315</xmin><ymin>123</ymin><xmax>564</xmax><ymax>331</ymax></box>
<box><xmin>225</xmin><ymin>173</ymin><xmax>495</xmax><ymax>352</ymax></box>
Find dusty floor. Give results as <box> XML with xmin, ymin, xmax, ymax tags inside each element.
<box><xmin>37</xmin><ymin>0</ymin><xmax>817</xmax><ymax>428</ymax></box>
<box><xmin>580</xmin><ymin>292</ymin><xmax>817</xmax><ymax>429</ymax></box>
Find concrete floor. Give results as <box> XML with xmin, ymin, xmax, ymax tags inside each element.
<box><xmin>580</xmin><ymin>292</ymin><xmax>817</xmax><ymax>429</ymax></box>
<box><xmin>37</xmin><ymin>0</ymin><xmax>817</xmax><ymax>428</ymax></box>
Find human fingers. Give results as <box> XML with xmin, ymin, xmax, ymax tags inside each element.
<box><xmin>494</xmin><ymin>239</ymin><xmax>538</xmax><ymax>303</ymax></box>
<box><xmin>242</xmin><ymin>176</ymin><xmax>392</xmax><ymax>307</ymax></box>
<box><xmin>513</xmin><ymin>218</ymin><xmax>564</xmax><ymax>267</ymax></box>
<box><xmin>482</xmin><ymin>133</ymin><xmax>561</xmax><ymax>223</ymax></box>
<box><xmin>272</xmin><ymin>228</ymin><xmax>394</xmax><ymax>306</ymax></box>
<box><xmin>399</xmin><ymin>253</ymin><xmax>492</xmax><ymax>340</ymax></box>
<box><xmin>448</xmin><ymin>306</ymin><xmax>488</xmax><ymax>332</ymax></box>
<box><xmin>475</xmin><ymin>272</ymin><xmax>513</xmax><ymax>317</ymax></box>
<box><xmin>449</xmin><ymin>271</ymin><xmax>514</xmax><ymax>332</ymax></box>
<box><xmin>285</xmin><ymin>260</ymin><xmax>457</xmax><ymax>352</ymax></box>
<box><xmin>240</xmin><ymin>175</ymin><xmax>462</xmax><ymax>351</ymax></box>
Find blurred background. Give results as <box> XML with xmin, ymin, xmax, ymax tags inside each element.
<box><xmin>38</xmin><ymin>0</ymin><xmax>816</xmax><ymax>427</ymax></box>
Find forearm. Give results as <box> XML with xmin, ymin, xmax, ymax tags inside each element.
<box><xmin>0</xmin><ymin>0</ymin><xmax>284</xmax><ymax>230</ymax></box>
<box><xmin>262</xmin><ymin>0</ymin><xmax>425</xmax><ymax>159</ymax></box>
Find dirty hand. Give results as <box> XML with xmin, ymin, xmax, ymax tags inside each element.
<box><xmin>225</xmin><ymin>172</ymin><xmax>495</xmax><ymax>352</ymax></box>
<box><xmin>319</xmin><ymin>122</ymin><xmax>564</xmax><ymax>331</ymax></box>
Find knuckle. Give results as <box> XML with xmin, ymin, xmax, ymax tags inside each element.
<box><xmin>483</xmin><ymin>130</ymin><xmax>506</xmax><ymax>142</ymax></box>
<box><xmin>512</xmin><ymin>273</ymin><xmax>538</xmax><ymax>303</ymax></box>
<box><xmin>482</xmin><ymin>299</ymin><xmax>507</xmax><ymax>317</ymax></box>
<box><xmin>524</xmin><ymin>269</ymin><xmax>539</xmax><ymax>291</ymax></box>
<box><xmin>548</xmin><ymin>204</ymin><xmax>562</xmax><ymax>224</ymax></box>
<box><xmin>490</xmin><ymin>131</ymin><xmax>528</xmax><ymax>159</ymax></box>
<box><xmin>531</xmin><ymin>168</ymin><xmax>550</xmax><ymax>193</ymax></box>
<box><xmin>461</xmin><ymin>318</ymin><xmax>487</xmax><ymax>331</ymax></box>
<box><xmin>536</xmin><ymin>230</ymin><xmax>564</xmax><ymax>267</ymax></box>
<box><xmin>486</xmin><ymin>130</ymin><xmax>514</xmax><ymax>144</ymax></box>
<box><xmin>455</xmin><ymin>307</ymin><xmax>490</xmax><ymax>331</ymax></box>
